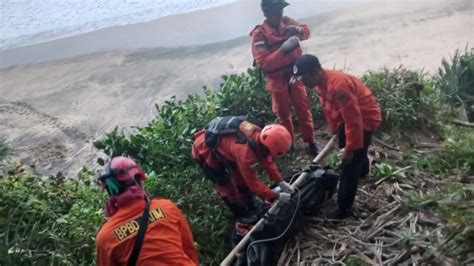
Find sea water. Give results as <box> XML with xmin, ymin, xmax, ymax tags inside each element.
<box><xmin>0</xmin><ymin>0</ymin><xmax>237</xmax><ymax>49</ymax></box>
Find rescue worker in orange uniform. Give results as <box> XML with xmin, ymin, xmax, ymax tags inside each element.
<box><xmin>250</xmin><ymin>0</ymin><xmax>317</xmax><ymax>155</ymax></box>
<box><xmin>96</xmin><ymin>156</ymin><xmax>199</xmax><ymax>266</ymax></box>
<box><xmin>291</xmin><ymin>54</ymin><xmax>382</xmax><ymax>219</ymax></box>
<box><xmin>192</xmin><ymin>117</ymin><xmax>294</xmax><ymax>219</ymax></box>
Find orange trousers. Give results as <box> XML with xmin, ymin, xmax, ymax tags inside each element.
<box><xmin>271</xmin><ymin>82</ymin><xmax>314</xmax><ymax>144</ymax></box>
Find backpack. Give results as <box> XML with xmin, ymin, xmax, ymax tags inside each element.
<box><xmin>204</xmin><ymin>116</ymin><xmax>259</xmax><ymax>154</ymax></box>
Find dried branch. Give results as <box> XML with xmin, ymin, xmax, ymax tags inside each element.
<box><xmin>373</xmin><ymin>137</ymin><xmax>400</xmax><ymax>151</ymax></box>
<box><xmin>452</xmin><ymin>119</ymin><xmax>474</xmax><ymax>127</ymax></box>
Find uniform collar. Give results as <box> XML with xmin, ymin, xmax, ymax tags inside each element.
<box><xmin>262</xmin><ymin>18</ymin><xmax>286</xmax><ymax>36</ymax></box>
<box><xmin>316</xmin><ymin>69</ymin><xmax>329</xmax><ymax>95</ymax></box>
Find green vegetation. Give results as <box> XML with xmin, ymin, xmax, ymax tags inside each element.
<box><xmin>362</xmin><ymin>67</ymin><xmax>444</xmax><ymax>133</ymax></box>
<box><xmin>406</xmin><ymin>125</ymin><xmax>474</xmax><ymax>175</ymax></box>
<box><xmin>1</xmin><ymin>49</ymin><xmax>473</xmax><ymax>265</ymax></box>
<box><xmin>435</xmin><ymin>47</ymin><xmax>474</xmax><ymax>122</ymax></box>
<box><xmin>0</xmin><ymin>167</ymin><xmax>104</xmax><ymax>265</ymax></box>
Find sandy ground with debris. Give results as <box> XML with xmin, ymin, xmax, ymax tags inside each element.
<box><xmin>0</xmin><ymin>0</ymin><xmax>472</xmax><ymax>175</ymax></box>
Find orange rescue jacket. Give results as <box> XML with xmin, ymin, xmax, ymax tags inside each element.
<box><xmin>96</xmin><ymin>198</ymin><xmax>198</xmax><ymax>266</ymax></box>
<box><xmin>250</xmin><ymin>16</ymin><xmax>310</xmax><ymax>92</ymax></box>
<box><xmin>192</xmin><ymin>121</ymin><xmax>282</xmax><ymax>201</ymax></box>
<box><xmin>316</xmin><ymin>70</ymin><xmax>382</xmax><ymax>151</ymax></box>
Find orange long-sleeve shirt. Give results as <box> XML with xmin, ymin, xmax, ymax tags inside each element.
<box><xmin>96</xmin><ymin>198</ymin><xmax>198</xmax><ymax>266</ymax></box>
<box><xmin>316</xmin><ymin>70</ymin><xmax>382</xmax><ymax>151</ymax></box>
<box><xmin>192</xmin><ymin>121</ymin><xmax>282</xmax><ymax>201</ymax></box>
<box><xmin>250</xmin><ymin>16</ymin><xmax>310</xmax><ymax>92</ymax></box>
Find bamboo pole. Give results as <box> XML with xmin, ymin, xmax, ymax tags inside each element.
<box><xmin>220</xmin><ymin>135</ymin><xmax>337</xmax><ymax>265</ymax></box>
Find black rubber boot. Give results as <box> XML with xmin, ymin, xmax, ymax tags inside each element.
<box><xmin>308</xmin><ymin>143</ymin><xmax>319</xmax><ymax>156</ymax></box>
<box><xmin>326</xmin><ymin>208</ymin><xmax>351</xmax><ymax>220</ymax></box>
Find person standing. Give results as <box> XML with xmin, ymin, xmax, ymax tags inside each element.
<box><xmin>250</xmin><ymin>0</ymin><xmax>318</xmax><ymax>155</ymax></box>
<box><xmin>292</xmin><ymin>54</ymin><xmax>382</xmax><ymax>219</ymax></box>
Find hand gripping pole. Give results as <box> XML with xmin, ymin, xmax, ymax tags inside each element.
<box><xmin>220</xmin><ymin>135</ymin><xmax>337</xmax><ymax>265</ymax></box>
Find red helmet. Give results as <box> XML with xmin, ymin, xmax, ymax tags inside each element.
<box><xmin>108</xmin><ymin>156</ymin><xmax>145</xmax><ymax>182</ymax></box>
<box><xmin>259</xmin><ymin>124</ymin><xmax>292</xmax><ymax>157</ymax></box>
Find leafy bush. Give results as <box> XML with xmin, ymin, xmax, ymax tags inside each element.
<box><xmin>210</xmin><ymin>68</ymin><xmax>273</xmax><ymax>119</ymax></box>
<box><xmin>95</xmin><ymin>68</ymin><xmax>271</xmax><ymax>170</ymax></box>
<box><xmin>362</xmin><ymin>67</ymin><xmax>444</xmax><ymax>134</ymax></box>
<box><xmin>435</xmin><ymin>47</ymin><xmax>474</xmax><ymax>121</ymax></box>
<box><xmin>407</xmin><ymin>125</ymin><xmax>474</xmax><ymax>175</ymax></box>
<box><xmin>0</xmin><ymin>168</ymin><xmax>104</xmax><ymax>265</ymax></box>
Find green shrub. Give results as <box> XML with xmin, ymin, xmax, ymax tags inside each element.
<box><xmin>0</xmin><ymin>168</ymin><xmax>104</xmax><ymax>265</ymax></box>
<box><xmin>406</xmin><ymin>125</ymin><xmax>474</xmax><ymax>175</ymax></box>
<box><xmin>94</xmin><ymin>68</ymin><xmax>271</xmax><ymax>170</ymax></box>
<box><xmin>435</xmin><ymin>47</ymin><xmax>474</xmax><ymax>122</ymax></box>
<box><xmin>362</xmin><ymin>67</ymin><xmax>443</xmax><ymax>134</ymax></box>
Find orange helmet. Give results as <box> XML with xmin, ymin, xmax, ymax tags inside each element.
<box><xmin>259</xmin><ymin>124</ymin><xmax>292</xmax><ymax>157</ymax></box>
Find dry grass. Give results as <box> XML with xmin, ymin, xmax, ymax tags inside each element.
<box><xmin>278</xmin><ymin>143</ymin><xmax>472</xmax><ymax>265</ymax></box>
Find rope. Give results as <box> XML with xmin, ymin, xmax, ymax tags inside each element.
<box><xmin>246</xmin><ymin>187</ymin><xmax>302</xmax><ymax>259</ymax></box>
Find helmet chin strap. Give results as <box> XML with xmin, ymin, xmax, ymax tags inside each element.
<box><xmin>103</xmin><ymin>176</ymin><xmax>139</xmax><ymax>196</ymax></box>
<box><xmin>99</xmin><ymin>156</ymin><xmax>144</xmax><ymax>196</ymax></box>
<box><xmin>105</xmin><ymin>178</ymin><xmax>120</xmax><ymax>196</ymax></box>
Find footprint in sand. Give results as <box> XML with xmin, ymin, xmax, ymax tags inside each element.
<box><xmin>0</xmin><ymin>98</ymin><xmax>90</xmax><ymax>142</ymax></box>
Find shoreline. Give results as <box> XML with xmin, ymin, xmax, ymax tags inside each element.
<box><xmin>0</xmin><ymin>0</ymin><xmax>353</xmax><ymax>69</ymax></box>
<box><xmin>0</xmin><ymin>0</ymin><xmax>239</xmax><ymax>51</ymax></box>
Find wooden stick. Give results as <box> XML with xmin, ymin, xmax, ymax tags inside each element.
<box><xmin>417</xmin><ymin>142</ymin><xmax>442</xmax><ymax>148</ymax></box>
<box><xmin>220</xmin><ymin>135</ymin><xmax>337</xmax><ymax>265</ymax></box>
<box><xmin>414</xmin><ymin>149</ymin><xmax>443</xmax><ymax>155</ymax></box>
<box><xmin>373</xmin><ymin>137</ymin><xmax>400</xmax><ymax>151</ymax></box>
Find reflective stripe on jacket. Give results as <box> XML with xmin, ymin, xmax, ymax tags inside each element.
<box><xmin>96</xmin><ymin>198</ymin><xmax>198</xmax><ymax>266</ymax></box>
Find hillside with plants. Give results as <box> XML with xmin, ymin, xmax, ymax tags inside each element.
<box><xmin>1</xmin><ymin>48</ymin><xmax>473</xmax><ymax>265</ymax></box>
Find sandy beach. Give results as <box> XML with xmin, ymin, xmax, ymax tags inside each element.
<box><xmin>0</xmin><ymin>0</ymin><xmax>472</xmax><ymax>175</ymax></box>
